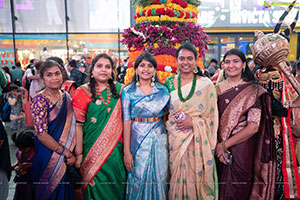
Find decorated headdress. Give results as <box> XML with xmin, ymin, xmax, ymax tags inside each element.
<box><xmin>273</xmin><ymin>0</ymin><xmax>299</xmax><ymax>42</ymax></box>
<box><xmin>252</xmin><ymin>0</ymin><xmax>300</xmax><ymax>95</ymax></box>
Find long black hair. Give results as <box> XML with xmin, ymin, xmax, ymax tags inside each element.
<box><xmin>11</xmin><ymin>129</ymin><xmax>35</xmax><ymax>150</ymax></box>
<box><xmin>176</xmin><ymin>42</ymin><xmax>203</xmax><ymax>76</ymax></box>
<box><xmin>89</xmin><ymin>53</ymin><xmax>119</xmax><ymax>99</ymax></box>
<box><xmin>223</xmin><ymin>48</ymin><xmax>255</xmax><ymax>82</ymax></box>
<box><xmin>131</xmin><ymin>52</ymin><xmax>160</xmax><ymax>84</ymax></box>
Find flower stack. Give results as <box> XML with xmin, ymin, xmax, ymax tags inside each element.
<box><xmin>121</xmin><ymin>0</ymin><xmax>209</xmax><ymax>84</ymax></box>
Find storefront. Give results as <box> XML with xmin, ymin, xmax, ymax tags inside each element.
<box><xmin>1</xmin><ymin>0</ymin><xmax>299</xmax><ymax>68</ymax></box>
<box><xmin>198</xmin><ymin>0</ymin><xmax>300</xmax><ymax>65</ymax></box>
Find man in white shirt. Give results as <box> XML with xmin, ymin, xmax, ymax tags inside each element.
<box><xmin>26</xmin><ymin>61</ymin><xmax>43</xmax><ymax>98</ymax></box>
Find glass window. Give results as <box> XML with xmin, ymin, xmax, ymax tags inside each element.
<box><xmin>0</xmin><ymin>34</ymin><xmax>14</xmax><ymax>67</ymax></box>
<box><xmin>15</xmin><ymin>34</ymin><xmax>67</xmax><ymax>67</ymax></box>
<box><xmin>239</xmin><ymin>35</ymin><xmax>254</xmax><ymax>58</ymax></box>
<box><xmin>205</xmin><ymin>35</ymin><xmax>218</xmax><ymax>66</ymax></box>
<box><xmin>0</xmin><ymin>1</ymin><xmax>13</xmax><ymax>32</ymax></box>
<box><xmin>68</xmin><ymin>0</ymin><xmax>131</xmax><ymax>32</ymax></box>
<box><xmin>68</xmin><ymin>33</ymin><xmax>128</xmax><ymax>65</ymax></box>
<box><xmin>220</xmin><ymin>35</ymin><xmax>235</xmax><ymax>58</ymax></box>
<box><xmin>14</xmin><ymin>0</ymin><xmax>66</xmax><ymax>33</ymax></box>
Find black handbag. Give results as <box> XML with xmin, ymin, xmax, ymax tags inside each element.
<box><xmin>271</xmin><ymin>95</ymin><xmax>288</xmax><ymax>117</ymax></box>
<box><xmin>67</xmin><ymin>165</ymin><xmax>82</xmax><ymax>189</ymax></box>
<box><xmin>267</xmin><ymin>88</ymin><xmax>288</xmax><ymax>117</ymax></box>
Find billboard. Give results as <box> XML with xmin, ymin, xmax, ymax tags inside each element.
<box><xmin>197</xmin><ymin>0</ymin><xmax>300</xmax><ymax>28</ymax></box>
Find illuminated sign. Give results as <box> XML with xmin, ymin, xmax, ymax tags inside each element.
<box><xmin>197</xmin><ymin>0</ymin><xmax>300</xmax><ymax>28</ymax></box>
<box><xmin>0</xmin><ymin>0</ymin><xmax>33</xmax><ymax>10</ymax></box>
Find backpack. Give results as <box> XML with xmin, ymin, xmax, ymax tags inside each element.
<box><xmin>22</xmin><ymin>68</ymin><xmax>35</xmax><ymax>91</ymax></box>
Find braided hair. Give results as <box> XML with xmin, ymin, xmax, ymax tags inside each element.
<box><xmin>89</xmin><ymin>53</ymin><xmax>120</xmax><ymax>100</ymax></box>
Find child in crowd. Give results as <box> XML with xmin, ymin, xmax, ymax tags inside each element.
<box><xmin>11</xmin><ymin>129</ymin><xmax>35</xmax><ymax>200</ymax></box>
<box><xmin>7</xmin><ymin>84</ymin><xmax>26</xmax><ymax>133</ymax></box>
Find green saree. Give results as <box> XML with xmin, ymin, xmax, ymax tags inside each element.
<box><xmin>73</xmin><ymin>82</ymin><xmax>126</xmax><ymax>200</ymax></box>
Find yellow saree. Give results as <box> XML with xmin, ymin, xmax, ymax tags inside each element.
<box><xmin>165</xmin><ymin>75</ymin><xmax>219</xmax><ymax>200</ymax></box>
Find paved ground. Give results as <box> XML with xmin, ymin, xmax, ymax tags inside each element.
<box><xmin>3</xmin><ymin>122</ymin><xmax>17</xmax><ymax>200</ymax></box>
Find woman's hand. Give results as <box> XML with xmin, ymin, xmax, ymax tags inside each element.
<box><xmin>124</xmin><ymin>151</ymin><xmax>134</xmax><ymax>172</ymax></box>
<box><xmin>19</xmin><ymin>162</ymin><xmax>32</xmax><ymax>171</ymax></box>
<box><xmin>215</xmin><ymin>142</ymin><xmax>230</xmax><ymax>165</ymax></box>
<box><xmin>65</xmin><ymin>151</ymin><xmax>76</xmax><ymax>165</ymax></box>
<box><xmin>75</xmin><ymin>154</ymin><xmax>83</xmax><ymax>168</ymax></box>
<box><xmin>291</xmin><ymin>96</ymin><xmax>300</xmax><ymax>108</ymax></box>
<box><xmin>175</xmin><ymin>114</ymin><xmax>193</xmax><ymax>131</ymax></box>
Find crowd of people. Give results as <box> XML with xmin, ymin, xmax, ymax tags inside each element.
<box><xmin>0</xmin><ymin>42</ymin><xmax>300</xmax><ymax>200</ymax></box>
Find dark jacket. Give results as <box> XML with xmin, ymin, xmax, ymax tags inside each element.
<box><xmin>70</xmin><ymin>68</ymin><xmax>86</xmax><ymax>87</ymax></box>
<box><xmin>0</xmin><ymin>120</ymin><xmax>11</xmax><ymax>180</ymax></box>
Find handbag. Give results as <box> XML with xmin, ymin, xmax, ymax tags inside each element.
<box><xmin>66</xmin><ymin>165</ymin><xmax>82</xmax><ymax>189</ymax></box>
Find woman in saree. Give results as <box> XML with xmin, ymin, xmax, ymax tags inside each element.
<box><xmin>72</xmin><ymin>53</ymin><xmax>126</xmax><ymax>200</ymax></box>
<box><xmin>215</xmin><ymin>48</ymin><xmax>276</xmax><ymax>199</ymax></box>
<box><xmin>31</xmin><ymin>60</ymin><xmax>77</xmax><ymax>200</ymax></box>
<box><xmin>122</xmin><ymin>52</ymin><xmax>170</xmax><ymax>200</ymax></box>
<box><xmin>164</xmin><ymin>42</ymin><xmax>219</xmax><ymax>200</ymax></box>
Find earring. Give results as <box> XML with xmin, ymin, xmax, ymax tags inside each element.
<box><xmin>151</xmin><ymin>74</ymin><xmax>155</xmax><ymax>87</ymax></box>
<box><xmin>176</xmin><ymin>67</ymin><xmax>180</xmax><ymax>74</ymax></box>
<box><xmin>242</xmin><ymin>67</ymin><xmax>245</xmax><ymax>73</ymax></box>
<box><xmin>136</xmin><ymin>72</ymin><xmax>140</xmax><ymax>87</ymax></box>
<box><xmin>91</xmin><ymin>74</ymin><xmax>94</xmax><ymax>78</ymax></box>
<box><xmin>193</xmin><ymin>66</ymin><xmax>199</xmax><ymax>73</ymax></box>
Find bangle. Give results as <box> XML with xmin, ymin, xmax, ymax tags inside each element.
<box><xmin>57</xmin><ymin>146</ymin><xmax>65</xmax><ymax>155</ymax></box>
<box><xmin>221</xmin><ymin>141</ymin><xmax>228</xmax><ymax>152</ymax></box>
<box><xmin>76</xmin><ymin>152</ymin><xmax>83</xmax><ymax>157</ymax></box>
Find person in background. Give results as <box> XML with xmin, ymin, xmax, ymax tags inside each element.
<box><xmin>0</xmin><ymin>120</ymin><xmax>11</xmax><ymax>200</ymax></box>
<box><xmin>117</xmin><ymin>58</ymin><xmax>127</xmax><ymax>83</ymax></box>
<box><xmin>11</xmin><ymin>62</ymin><xmax>24</xmax><ymax>85</ymax></box>
<box><xmin>1</xmin><ymin>67</ymin><xmax>11</xmax><ymax>101</ymax></box>
<box><xmin>27</xmin><ymin>61</ymin><xmax>43</xmax><ymax>98</ymax></box>
<box><xmin>7</xmin><ymin>84</ymin><xmax>26</xmax><ymax>133</ymax></box>
<box><xmin>11</xmin><ymin>130</ymin><xmax>35</xmax><ymax>200</ymax></box>
<box><xmin>207</xmin><ymin>58</ymin><xmax>218</xmax><ymax>77</ymax></box>
<box><xmin>2</xmin><ymin>67</ymin><xmax>11</xmax><ymax>84</ymax></box>
<box><xmin>69</xmin><ymin>60</ymin><xmax>86</xmax><ymax>87</ymax></box>
<box><xmin>0</xmin><ymin>70</ymin><xmax>8</xmax><ymax>120</ymax></box>
<box><xmin>246</xmin><ymin>58</ymin><xmax>256</xmax><ymax>72</ymax></box>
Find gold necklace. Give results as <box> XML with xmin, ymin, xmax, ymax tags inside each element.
<box><xmin>225</xmin><ymin>79</ymin><xmax>243</xmax><ymax>88</ymax></box>
<box><xmin>43</xmin><ymin>90</ymin><xmax>63</xmax><ymax>106</ymax></box>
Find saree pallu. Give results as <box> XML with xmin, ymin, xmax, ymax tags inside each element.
<box><xmin>165</xmin><ymin>76</ymin><xmax>219</xmax><ymax>200</ymax></box>
<box><xmin>280</xmin><ymin>75</ymin><xmax>300</xmax><ymax>199</ymax></box>
<box><xmin>122</xmin><ymin>83</ymin><xmax>170</xmax><ymax>200</ymax></box>
<box><xmin>32</xmin><ymin>92</ymin><xmax>76</xmax><ymax>200</ymax></box>
<box><xmin>72</xmin><ymin>83</ymin><xmax>126</xmax><ymax>200</ymax></box>
<box><xmin>217</xmin><ymin>83</ymin><xmax>276</xmax><ymax>200</ymax></box>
